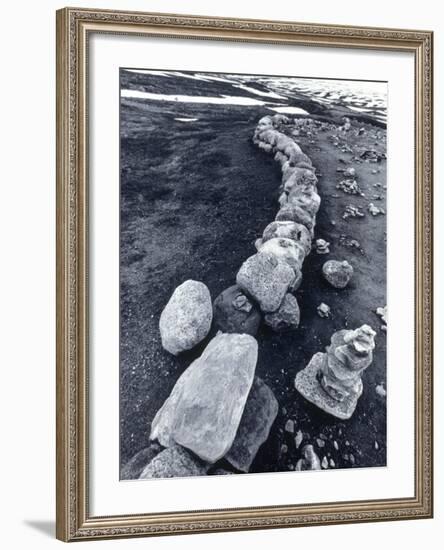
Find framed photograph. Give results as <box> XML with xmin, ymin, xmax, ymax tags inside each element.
<box><xmin>56</xmin><ymin>7</ymin><xmax>433</xmax><ymax>542</ymax></box>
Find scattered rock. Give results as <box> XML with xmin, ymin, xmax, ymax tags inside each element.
<box><xmin>295</xmin><ymin>430</ymin><xmax>303</xmax><ymax>449</ymax></box>
<box><xmin>321</xmin><ymin>456</ymin><xmax>329</xmax><ymax>469</ymax></box>
<box><xmin>150</xmin><ymin>333</ymin><xmax>258</xmax><ymax>463</ymax></box>
<box><xmin>337</xmin><ymin>178</ymin><xmax>361</xmax><ymax>195</ymax></box>
<box><xmin>344</xmin><ymin>167</ymin><xmax>356</xmax><ymax>178</ymax></box>
<box><xmin>281</xmin><ymin>444</ymin><xmax>288</xmax><ymax>454</ymax></box>
<box><xmin>317</xmin><ymin>303</ymin><xmax>331</xmax><ymax>318</ymax></box>
<box><xmin>375</xmin><ymin>384</ymin><xmax>387</xmax><ymax>397</ymax></box>
<box><xmin>264</xmin><ymin>293</ymin><xmax>300</xmax><ymax>331</ymax></box>
<box><xmin>375</xmin><ymin>441</ymin><xmax>379</xmax><ymax>450</ymax></box>
<box><xmin>315</xmin><ymin>239</ymin><xmax>330</xmax><ymax>254</ymax></box>
<box><xmin>213</xmin><ymin>285</ymin><xmax>261</xmax><ymax>336</ymax></box>
<box><xmin>329</xmin><ymin>458</ymin><xmax>336</xmax><ymax>468</ymax></box>
<box><xmin>285</xmin><ymin>419</ymin><xmax>295</xmax><ymax>434</ymax></box>
<box><xmin>376</xmin><ymin>305</ymin><xmax>387</xmax><ymax>325</ymax></box>
<box><xmin>121</xmin><ymin>444</ymin><xmax>162</xmax><ymax>480</ymax></box>
<box><xmin>236</xmin><ymin>252</ymin><xmax>296</xmax><ymax>313</ymax></box>
<box><xmin>322</xmin><ymin>260</ymin><xmax>354</xmax><ymax>289</ymax></box>
<box><xmin>368</xmin><ymin>202</ymin><xmax>385</xmax><ymax>216</ymax></box>
<box><xmin>343</xmin><ymin>205</ymin><xmax>365</xmax><ymax>220</ymax></box>
<box><xmin>225</xmin><ymin>377</ymin><xmax>278</xmax><ymax>472</ymax></box>
<box><xmin>159</xmin><ymin>280</ymin><xmax>212</xmax><ymax>355</ymax></box>
<box><xmin>139</xmin><ymin>445</ymin><xmax>209</xmax><ymax>479</ymax></box>
<box><xmin>316</xmin><ymin>438</ymin><xmax>325</xmax><ymax>448</ymax></box>
<box><xmin>333</xmin><ymin>440</ymin><xmax>339</xmax><ymax>451</ymax></box>
<box><xmin>349</xmin><ymin>453</ymin><xmax>356</xmax><ymax>465</ymax></box>
<box><xmin>295</xmin><ymin>445</ymin><xmax>321</xmax><ymax>471</ymax></box>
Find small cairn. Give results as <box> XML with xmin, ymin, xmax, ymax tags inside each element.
<box><xmin>295</xmin><ymin>325</ymin><xmax>376</xmax><ymax>419</ymax></box>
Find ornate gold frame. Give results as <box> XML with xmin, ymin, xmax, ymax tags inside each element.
<box><xmin>56</xmin><ymin>7</ymin><xmax>433</xmax><ymax>542</ymax></box>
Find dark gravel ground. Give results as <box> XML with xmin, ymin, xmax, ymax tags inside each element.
<box><xmin>119</xmin><ymin>71</ymin><xmax>387</xmax><ymax>476</ymax></box>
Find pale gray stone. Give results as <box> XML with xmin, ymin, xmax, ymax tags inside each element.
<box><xmin>150</xmin><ymin>333</ymin><xmax>258</xmax><ymax>463</ymax></box>
<box><xmin>257</xmin><ymin>237</ymin><xmax>306</xmax><ymax>274</ymax></box>
<box><xmin>322</xmin><ymin>260</ymin><xmax>354</xmax><ymax>289</ymax></box>
<box><xmin>236</xmin><ymin>252</ymin><xmax>296</xmax><ymax>313</ymax></box>
<box><xmin>121</xmin><ymin>444</ymin><xmax>162</xmax><ymax>480</ymax></box>
<box><xmin>262</xmin><ymin>221</ymin><xmax>312</xmax><ymax>255</ymax></box>
<box><xmin>159</xmin><ymin>280</ymin><xmax>212</xmax><ymax>355</ymax></box>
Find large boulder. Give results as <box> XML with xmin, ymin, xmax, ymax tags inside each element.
<box><xmin>121</xmin><ymin>444</ymin><xmax>162</xmax><ymax>480</ymax></box>
<box><xmin>139</xmin><ymin>445</ymin><xmax>209</xmax><ymax>479</ymax></box>
<box><xmin>264</xmin><ymin>293</ymin><xmax>300</xmax><ymax>331</ymax></box>
<box><xmin>225</xmin><ymin>377</ymin><xmax>278</xmax><ymax>472</ymax></box>
<box><xmin>322</xmin><ymin>260</ymin><xmax>354</xmax><ymax>289</ymax></box>
<box><xmin>287</xmin><ymin>189</ymin><xmax>321</xmax><ymax>216</ymax></box>
<box><xmin>150</xmin><ymin>333</ymin><xmax>258</xmax><ymax>463</ymax></box>
<box><xmin>159</xmin><ymin>280</ymin><xmax>212</xmax><ymax>355</ymax></box>
<box><xmin>213</xmin><ymin>285</ymin><xmax>262</xmax><ymax>336</ymax></box>
<box><xmin>262</xmin><ymin>221</ymin><xmax>312</xmax><ymax>255</ymax></box>
<box><xmin>236</xmin><ymin>252</ymin><xmax>296</xmax><ymax>313</ymax></box>
<box><xmin>257</xmin><ymin>237</ymin><xmax>306</xmax><ymax>273</ymax></box>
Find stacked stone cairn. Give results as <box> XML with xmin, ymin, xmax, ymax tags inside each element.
<box><xmin>295</xmin><ymin>324</ymin><xmax>376</xmax><ymax>419</ymax></box>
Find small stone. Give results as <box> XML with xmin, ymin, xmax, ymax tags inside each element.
<box><xmin>315</xmin><ymin>239</ymin><xmax>330</xmax><ymax>254</ymax></box>
<box><xmin>159</xmin><ymin>280</ymin><xmax>212</xmax><ymax>355</ymax></box>
<box><xmin>322</xmin><ymin>260</ymin><xmax>354</xmax><ymax>289</ymax></box>
<box><xmin>281</xmin><ymin>444</ymin><xmax>288</xmax><ymax>454</ymax></box>
<box><xmin>375</xmin><ymin>384</ymin><xmax>387</xmax><ymax>397</ymax></box>
<box><xmin>376</xmin><ymin>305</ymin><xmax>387</xmax><ymax>325</ymax></box>
<box><xmin>295</xmin><ymin>445</ymin><xmax>321</xmax><ymax>471</ymax></box>
<box><xmin>349</xmin><ymin>453</ymin><xmax>355</xmax><ymax>465</ymax></box>
<box><xmin>343</xmin><ymin>205</ymin><xmax>365</xmax><ymax>220</ymax></box>
<box><xmin>345</xmin><ymin>440</ymin><xmax>350</xmax><ymax>446</ymax></box>
<box><xmin>316</xmin><ymin>438</ymin><xmax>325</xmax><ymax>448</ymax></box>
<box><xmin>321</xmin><ymin>456</ymin><xmax>329</xmax><ymax>469</ymax></box>
<box><xmin>333</xmin><ymin>440</ymin><xmax>339</xmax><ymax>451</ymax></box>
<box><xmin>295</xmin><ymin>430</ymin><xmax>303</xmax><ymax>449</ymax></box>
<box><xmin>375</xmin><ymin>441</ymin><xmax>379</xmax><ymax>450</ymax></box>
<box><xmin>368</xmin><ymin>202</ymin><xmax>385</xmax><ymax>216</ymax></box>
<box><xmin>139</xmin><ymin>445</ymin><xmax>209</xmax><ymax>479</ymax></box>
<box><xmin>344</xmin><ymin>167</ymin><xmax>356</xmax><ymax>178</ymax></box>
<box><xmin>264</xmin><ymin>293</ymin><xmax>300</xmax><ymax>332</ymax></box>
<box><xmin>317</xmin><ymin>303</ymin><xmax>331</xmax><ymax>318</ymax></box>
<box><xmin>236</xmin><ymin>252</ymin><xmax>296</xmax><ymax>313</ymax></box>
<box><xmin>285</xmin><ymin>419</ymin><xmax>295</xmax><ymax>434</ymax></box>
<box><xmin>213</xmin><ymin>285</ymin><xmax>262</xmax><ymax>336</ymax></box>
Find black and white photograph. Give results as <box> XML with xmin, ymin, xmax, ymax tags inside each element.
<box><xmin>119</xmin><ymin>68</ymin><xmax>387</xmax><ymax>480</ymax></box>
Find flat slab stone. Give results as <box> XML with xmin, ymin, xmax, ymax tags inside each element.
<box><xmin>294</xmin><ymin>352</ymin><xmax>362</xmax><ymax>420</ymax></box>
<box><xmin>225</xmin><ymin>377</ymin><xmax>278</xmax><ymax>472</ymax></box>
<box><xmin>150</xmin><ymin>333</ymin><xmax>258</xmax><ymax>463</ymax></box>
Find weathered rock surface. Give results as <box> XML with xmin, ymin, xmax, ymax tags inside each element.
<box><xmin>121</xmin><ymin>444</ymin><xmax>162</xmax><ymax>480</ymax></box>
<box><xmin>287</xmin><ymin>189</ymin><xmax>321</xmax><ymax>216</ymax></box>
<box><xmin>159</xmin><ymin>280</ymin><xmax>212</xmax><ymax>355</ymax></box>
<box><xmin>225</xmin><ymin>377</ymin><xmax>278</xmax><ymax>472</ymax></box>
<box><xmin>315</xmin><ymin>239</ymin><xmax>330</xmax><ymax>254</ymax></box>
<box><xmin>213</xmin><ymin>285</ymin><xmax>261</xmax><ymax>336</ymax></box>
<box><xmin>257</xmin><ymin>237</ymin><xmax>306</xmax><ymax>273</ymax></box>
<box><xmin>139</xmin><ymin>445</ymin><xmax>209</xmax><ymax>479</ymax></box>
<box><xmin>236</xmin><ymin>252</ymin><xmax>296</xmax><ymax>313</ymax></box>
<box><xmin>150</xmin><ymin>333</ymin><xmax>258</xmax><ymax>462</ymax></box>
<box><xmin>275</xmin><ymin>204</ymin><xmax>315</xmax><ymax>231</ymax></box>
<box><xmin>322</xmin><ymin>260</ymin><xmax>354</xmax><ymax>289</ymax></box>
<box><xmin>264</xmin><ymin>293</ymin><xmax>300</xmax><ymax>332</ymax></box>
<box><xmin>261</xmin><ymin>221</ymin><xmax>312</xmax><ymax>255</ymax></box>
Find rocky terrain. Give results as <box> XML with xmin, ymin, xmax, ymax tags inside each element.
<box><xmin>120</xmin><ymin>69</ymin><xmax>387</xmax><ymax>479</ymax></box>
